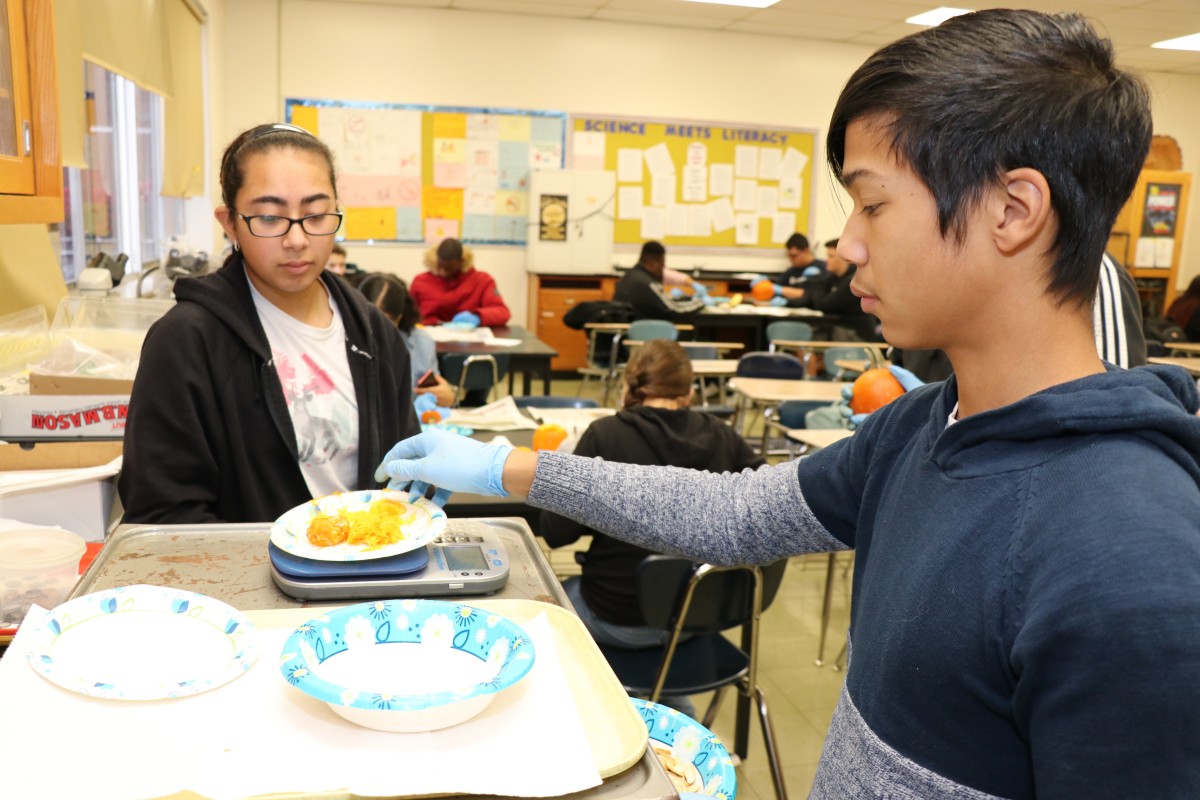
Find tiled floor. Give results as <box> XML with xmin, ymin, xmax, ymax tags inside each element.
<box><xmin>537</xmin><ymin>376</ymin><xmax>852</xmax><ymax>799</ymax></box>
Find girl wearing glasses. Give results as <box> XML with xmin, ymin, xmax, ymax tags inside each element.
<box><xmin>119</xmin><ymin>123</ymin><xmax>421</xmax><ymax>523</ymax></box>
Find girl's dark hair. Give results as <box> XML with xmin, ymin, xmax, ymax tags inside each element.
<box><xmin>826</xmin><ymin>10</ymin><xmax>1150</xmax><ymax>308</ymax></box>
<box><xmin>358</xmin><ymin>273</ymin><xmax>420</xmax><ymax>333</ymax></box>
<box><xmin>218</xmin><ymin>122</ymin><xmax>338</xmax><ymax>219</ymax></box>
<box><xmin>622</xmin><ymin>339</ymin><xmax>694</xmax><ymax>410</ymax></box>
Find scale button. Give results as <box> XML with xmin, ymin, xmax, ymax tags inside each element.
<box><xmin>471</xmin><ymin>536</ymin><xmax>484</xmax><ymax>542</ymax></box>
<box><xmin>493</xmin><ymin>559</ymin><xmax>503</xmax><ymax>566</ymax></box>
<box><xmin>488</xmin><ymin>549</ymin><xmax>498</xmax><ymax>555</ymax></box>
<box><xmin>449</xmin><ymin>582</ymin><xmax>464</xmax><ymax>589</ymax></box>
<box><xmin>475</xmin><ymin>571</ymin><xmax>483</xmax><ymax>576</ymax></box>
<box><xmin>461</xmin><ymin>571</ymin><xmax>471</xmax><ymax>576</ymax></box>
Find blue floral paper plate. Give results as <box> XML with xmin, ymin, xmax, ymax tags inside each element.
<box><xmin>25</xmin><ymin>584</ymin><xmax>257</xmax><ymax>701</ymax></box>
<box><xmin>632</xmin><ymin>698</ymin><xmax>737</xmax><ymax>799</ymax></box>
<box><xmin>280</xmin><ymin>598</ymin><xmax>536</xmax><ymax>732</ymax></box>
<box><xmin>270</xmin><ymin>489</ymin><xmax>446</xmax><ymax>563</ymax></box>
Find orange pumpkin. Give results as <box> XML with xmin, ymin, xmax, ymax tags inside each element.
<box><xmin>420</xmin><ymin>409</ymin><xmax>442</xmax><ymax>424</ymax></box>
<box><xmin>750</xmin><ymin>280</ymin><xmax>776</xmax><ymax>302</ymax></box>
<box><xmin>849</xmin><ymin>368</ymin><xmax>905</xmax><ymax>415</ymax></box>
<box><xmin>531</xmin><ymin>423</ymin><xmax>568</xmax><ymax>452</ymax></box>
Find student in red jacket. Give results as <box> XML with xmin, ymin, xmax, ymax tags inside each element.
<box><xmin>410</xmin><ymin>238</ymin><xmax>511</xmax><ymax>327</ymax></box>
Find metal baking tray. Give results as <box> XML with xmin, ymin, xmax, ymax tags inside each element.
<box><xmin>69</xmin><ymin>517</ymin><xmax>677</xmax><ymax>800</ymax></box>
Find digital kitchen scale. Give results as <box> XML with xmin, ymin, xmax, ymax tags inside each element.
<box><xmin>269</xmin><ymin>526</ymin><xmax>510</xmax><ymax>601</ymax></box>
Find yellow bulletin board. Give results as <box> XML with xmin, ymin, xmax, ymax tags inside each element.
<box><xmin>569</xmin><ymin>114</ymin><xmax>817</xmax><ymax>251</ymax></box>
<box><xmin>286</xmin><ymin>99</ymin><xmax>566</xmax><ymax>244</ymax></box>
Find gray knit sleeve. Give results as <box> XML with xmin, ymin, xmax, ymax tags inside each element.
<box><xmin>526</xmin><ymin>452</ymin><xmax>848</xmax><ymax>566</ymax></box>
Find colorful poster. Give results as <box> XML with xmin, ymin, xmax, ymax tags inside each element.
<box><xmin>1142</xmin><ymin>183</ymin><xmax>1181</xmax><ymax>237</ymax></box>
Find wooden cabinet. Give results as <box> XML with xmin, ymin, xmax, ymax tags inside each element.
<box><xmin>0</xmin><ymin>0</ymin><xmax>61</xmax><ymax>223</ymax></box>
<box><xmin>529</xmin><ymin>275</ymin><xmax>617</xmax><ymax>372</ymax></box>
<box><xmin>1109</xmin><ymin>169</ymin><xmax>1191</xmax><ymax>316</ymax></box>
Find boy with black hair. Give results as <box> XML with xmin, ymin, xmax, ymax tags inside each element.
<box><xmin>379</xmin><ymin>10</ymin><xmax>1200</xmax><ymax>797</ymax></box>
<box><xmin>613</xmin><ymin>240</ymin><xmax>706</xmax><ymax>321</ymax></box>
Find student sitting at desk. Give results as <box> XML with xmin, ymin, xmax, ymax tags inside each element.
<box><xmin>750</xmin><ymin>233</ymin><xmax>827</xmax><ymax>302</ymax></box>
<box><xmin>539</xmin><ymin>339</ymin><xmax>763</xmax><ymax>713</ymax></box>
<box><xmin>358</xmin><ymin>272</ymin><xmax>456</xmax><ymax>409</ymax></box>
<box><xmin>786</xmin><ymin>238</ymin><xmax>879</xmax><ymax>341</ymax></box>
<box><xmin>613</xmin><ymin>241</ymin><xmax>706</xmax><ymax>321</ymax></box>
<box><xmin>410</xmin><ymin>238</ymin><xmax>511</xmax><ymax>328</ymax></box>
<box><xmin>119</xmin><ymin>122</ymin><xmax>420</xmax><ymax>524</ymax></box>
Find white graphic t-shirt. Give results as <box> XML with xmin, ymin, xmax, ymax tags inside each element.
<box><xmin>248</xmin><ymin>274</ymin><xmax>359</xmax><ymax>498</ymax></box>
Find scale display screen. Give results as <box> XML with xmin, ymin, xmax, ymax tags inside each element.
<box><xmin>443</xmin><ymin>545</ymin><xmax>488</xmax><ymax>571</ymax></box>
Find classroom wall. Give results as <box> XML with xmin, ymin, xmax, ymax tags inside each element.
<box><xmin>214</xmin><ymin>0</ymin><xmax>1200</xmax><ymax>326</ymax></box>
<box><xmin>217</xmin><ymin>0</ymin><xmax>874</xmax><ymax>325</ymax></box>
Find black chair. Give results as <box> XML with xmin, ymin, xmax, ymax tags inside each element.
<box><xmin>512</xmin><ymin>396</ymin><xmax>599</xmax><ymax>410</ymax></box>
<box><xmin>734</xmin><ymin>351</ymin><xmax>821</xmax><ymax>454</ymax></box>
<box><xmin>440</xmin><ymin>353</ymin><xmax>510</xmax><ymax>406</ymax></box>
<box><xmin>596</xmin><ymin>555</ymin><xmax>790</xmax><ymax>800</ymax></box>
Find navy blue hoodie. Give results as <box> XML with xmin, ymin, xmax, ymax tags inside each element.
<box><xmin>530</xmin><ymin>364</ymin><xmax>1200</xmax><ymax>798</ymax></box>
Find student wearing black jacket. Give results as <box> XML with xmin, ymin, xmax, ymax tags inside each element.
<box><xmin>119</xmin><ymin>124</ymin><xmax>419</xmax><ymax>523</ymax></box>
<box><xmin>786</xmin><ymin>237</ymin><xmax>879</xmax><ymax>341</ymax></box>
<box><xmin>612</xmin><ymin>241</ymin><xmax>705</xmax><ymax>321</ymax></box>
<box><xmin>539</xmin><ymin>340</ymin><xmax>763</xmax><ymax>642</ymax></box>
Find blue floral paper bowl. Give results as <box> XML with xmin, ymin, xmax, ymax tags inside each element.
<box><xmin>279</xmin><ymin>599</ymin><xmax>535</xmax><ymax>732</ymax></box>
<box><xmin>632</xmin><ymin>698</ymin><xmax>738</xmax><ymax>799</ymax></box>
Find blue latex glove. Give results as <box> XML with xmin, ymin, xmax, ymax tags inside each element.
<box><xmin>749</xmin><ymin>275</ymin><xmax>772</xmax><ymax>289</ymax></box>
<box><xmin>375</xmin><ymin>429</ymin><xmax>513</xmax><ymax>506</ymax></box>
<box><xmin>840</xmin><ymin>364</ymin><xmax>925</xmax><ymax>429</ymax></box>
<box><xmin>771</xmin><ymin>282</ymin><xmax>784</xmax><ymax>297</ymax></box>
<box><xmin>802</xmin><ymin>266</ymin><xmax>821</xmax><ymax>277</ymax></box>
<box><xmin>702</xmin><ymin>295</ymin><xmax>723</xmax><ymax>306</ymax></box>
<box><xmin>414</xmin><ymin>392</ymin><xmax>438</xmax><ymax>415</ymax></box>
<box><xmin>768</xmin><ymin>296</ymin><xmax>788</xmax><ymax>307</ymax></box>
<box><xmin>692</xmin><ymin>282</ymin><xmax>708</xmax><ymax>298</ymax></box>
<box><xmin>669</xmin><ymin>287</ymin><xmax>685</xmax><ymax>300</ymax></box>
<box><xmin>451</xmin><ymin>311</ymin><xmax>481</xmax><ymax>327</ymax></box>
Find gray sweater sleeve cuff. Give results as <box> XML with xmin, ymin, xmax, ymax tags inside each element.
<box><xmin>528</xmin><ymin>452</ymin><xmax>847</xmax><ymax>565</ymax></box>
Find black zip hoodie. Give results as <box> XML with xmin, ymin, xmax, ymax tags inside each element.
<box><xmin>539</xmin><ymin>405</ymin><xmax>763</xmax><ymax>625</ymax></box>
<box><xmin>119</xmin><ymin>256</ymin><xmax>419</xmax><ymax>523</ymax></box>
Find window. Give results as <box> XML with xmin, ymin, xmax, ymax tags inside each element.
<box><xmin>58</xmin><ymin>62</ymin><xmax>186</xmax><ymax>285</ymax></box>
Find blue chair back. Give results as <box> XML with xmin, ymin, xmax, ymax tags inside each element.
<box><xmin>736</xmin><ymin>351</ymin><xmax>805</xmax><ymax>380</ymax></box>
<box><xmin>766</xmin><ymin>320</ymin><xmax>814</xmax><ymax>349</ymax></box>
<box><xmin>821</xmin><ymin>346</ymin><xmax>874</xmax><ymax>379</ymax></box>
<box><xmin>626</xmin><ymin>319</ymin><xmax>679</xmax><ymax>342</ymax></box>
<box><xmin>512</xmin><ymin>396</ymin><xmax>599</xmax><ymax>410</ymax></box>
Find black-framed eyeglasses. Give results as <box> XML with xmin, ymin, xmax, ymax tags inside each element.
<box><xmin>236</xmin><ymin>212</ymin><xmax>343</xmax><ymax>238</ymax></box>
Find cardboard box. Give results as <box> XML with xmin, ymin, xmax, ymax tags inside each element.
<box><xmin>0</xmin><ymin>442</ymin><xmax>124</xmax><ymax>541</ymax></box>
<box><xmin>28</xmin><ymin>374</ymin><xmax>135</xmax><ymax>396</ymax></box>
<box><xmin>0</xmin><ymin>394</ymin><xmax>130</xmax><ymax>439</ymax></box>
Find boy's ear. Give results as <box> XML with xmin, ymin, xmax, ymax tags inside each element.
<box><xmin>993</xmin><ymin>168</ymin><xmax>1052</xmax><ymax>254</ymax></box>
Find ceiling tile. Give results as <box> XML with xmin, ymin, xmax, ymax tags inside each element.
<box><xmin>591</xmin><ymin>9</ymin><xmax>730</xmax><ymax>29</ymax></box>
<box><xmin>724</xmin><ymin>21</ymin><xmax>861</xmax><ymax>40</ymax></box>
<box><xmin>600</xmin><ymin>0</ymin><xmax>754</xmax><ymax>19</ymax></box>
<box><xmin>450</xmin><ymin>0</ymin><xmax>594</xmax><ymax>16</ymax></box>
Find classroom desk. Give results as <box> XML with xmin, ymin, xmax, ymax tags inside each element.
<box><xmin>54</xmin><ymin>520</ymin><xmax>675</xmax><ymax>800</ymax></box>
<box><xmin>1149</xmin><ymin>356</ymin><xmax>1200</xmax><ymax>376</ymax></box>
<box><xmin>1167</xmin><ymin>342</ymin><xmax>1200</xmax><ymax>356</ymax></box>
<box><xmin>435</xmin><ymin>325</ymin><xmax>558</xmax><ymax>395</ymax></box>
<box><xmin>684</xmin><ymin>306</ymin><xmax>833</xmax><ymax>351</ymax></box>
<box><xmin>785</xmin><ymin>428</ymin><xmax>853</xmax><ymax>450</ymax></box>
<box><xmin>729</xmin><ymin>377</ymin><xmax>849</xmax><ymax>403</ymax></box>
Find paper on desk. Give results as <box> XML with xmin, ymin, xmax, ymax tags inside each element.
<box><xmin>447</xmin><ymin>395</ymin><xmax>539</xmax><ymax>431</ymax></box>
<box><xmin>424</xmin><ymin>326</ymin><xmax>521</xmax><ymax>347</ymax></box>
<box><xmin>0</xmin><ymin>608</ymin><xmax>601</xmax><ymax>800</ymax></box>
<box><xmin>527</xmin><ymin>407</ymin><xmax>614</xmax><ymax>437</ymax></box>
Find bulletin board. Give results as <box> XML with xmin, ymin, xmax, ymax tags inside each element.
<box><xmin>285</xmin><ymin>99</ymin><xmax>567</xmax><ymax>244</ymax></box>
<box><xmin>569</xmin><ymin>114</ymin><xmax>817</xmax><ymax>251</ymax></box>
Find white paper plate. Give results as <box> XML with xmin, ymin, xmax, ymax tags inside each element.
<box><xmin>270</xmin><ymin>489</ymin><xmax>446</xmax><ymax>563</ymax></box>
<box><xmin>25</xmin><ymin>585</ymin><xmax>258</xmax><ymax>700</ymax></box>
